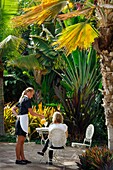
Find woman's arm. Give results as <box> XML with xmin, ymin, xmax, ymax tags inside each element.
<box><xmin>12</xmin><ymin>106</ymin><xmax>18</xmax><ymax>117</ymax></box>
<box><xmin>65</xmin><ymin>130</ymin><xmax>68</xmax><ymax>138</ymax></box>
<box><xmin>28</xmin><ymin>108</ymin><xmax>45</xmax><ymax>119</ymax></box>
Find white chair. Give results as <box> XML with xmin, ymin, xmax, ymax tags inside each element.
<box><xmin>48</xmin><ymin>128</ymin><xmax>67</xmax><ymax>164</ymax></box>
<box><xmin>71</xmin><ymin>124</ymin><xmax>94</xmax><ymax>148</ymax></box>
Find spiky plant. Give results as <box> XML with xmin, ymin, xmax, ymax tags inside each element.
<box><xmin>54</xmin><ymin>48</ymin><xmax>101</xmax><ymax>141</ymax></box>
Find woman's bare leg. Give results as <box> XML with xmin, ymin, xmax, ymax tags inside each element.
<box><xmin>16</xmin><ymin>135</ymin><xmax>26</xmax><ymax>160</ymax></box>
<box><xmin>20</xmin><ymin>137</ymin><xmax>26</xmax><ymax>160</ymax></box>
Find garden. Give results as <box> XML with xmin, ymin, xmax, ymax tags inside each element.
<box><xmin>1</xmin><ymin>0</ymin><xmax>113</xmax><ymax>169</ymax></box>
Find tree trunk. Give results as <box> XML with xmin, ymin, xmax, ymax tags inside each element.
<box><xmin>0</xmin><ymin>72</ymin><xmax>5</xmax><ymax>135</ymax></box>
<box><xmin>100</xmin><ymin>51</ymin><xmax>113</xmax><ymax>150</ymax></box>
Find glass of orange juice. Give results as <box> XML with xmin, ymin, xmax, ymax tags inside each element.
<box><xmin>41</xmin><ymin>118</ymin><xmax>48</xmax><ymax>127</ymax></box>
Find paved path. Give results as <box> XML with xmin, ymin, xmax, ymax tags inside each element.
<box><xmin>0</xmin><ymin>142</ymin><xmax>83</xmax><ymax>170</ymax></box>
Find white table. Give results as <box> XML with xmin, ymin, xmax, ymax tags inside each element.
<box><xmin>36</xmin><ymin>127</ymin><xmax>49</xmax><ymax>145</ymax></box>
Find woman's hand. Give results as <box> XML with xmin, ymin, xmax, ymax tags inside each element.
<box><xmin>28</xmin><ymin>108</ymin><xmax>45</xmax><ymax>119</ymax></box>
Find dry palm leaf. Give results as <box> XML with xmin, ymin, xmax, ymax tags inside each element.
<box><xmin>13</xmin><ymin>0</ymin><xmax>68</xmax><ymax>27</ymax></box>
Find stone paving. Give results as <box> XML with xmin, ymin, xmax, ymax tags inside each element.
<box><xmin>0</xmin><ymin>142</ymin><xmax>84</xmax><ymax>170</ymax></box>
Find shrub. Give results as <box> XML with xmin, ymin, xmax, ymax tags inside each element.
<box><xmin>76</xmin><ymin>146</ymin><xmax>113</xmax><ymax>170</ymax></box>
<box><xmin>4</xmin><ymin>103</ymin><xmax>16</xmax><ymax>134</ymax></box>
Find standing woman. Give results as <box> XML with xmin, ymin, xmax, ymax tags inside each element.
<box><xmin>12</xmin><ymin>87</ymin><xmax>44</xmax><ymax>165</ymax></box>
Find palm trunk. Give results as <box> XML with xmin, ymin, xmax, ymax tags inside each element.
<box><xmin>100</xmin><ymin>51</ymin><xmax>113</xmax><ymax>150</ymax></box>
<box><xmin>0</xmin><ymin>71</ymin><xmax>5</xmax><ymax>135</ymax></box>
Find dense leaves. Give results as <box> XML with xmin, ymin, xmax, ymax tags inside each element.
<box><xmin>77</xmin><ymin>146</ymin><xmax>113</xmax><ymax>170</ymax></box>
<box><xmin>54</xmin><ymin>48</ymin><xmax>101</xmax><ymax>141</ymax></box>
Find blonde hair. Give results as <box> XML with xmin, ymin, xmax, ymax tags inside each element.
<box><xmin>52</xmin><ymin>111</ymin><xmax>63</xmax><ymax>123</ymax></box>
<box><xmin>19</xmin><ymin>87</ymin><xmax>34</xmax><ymax>103</ymax></box>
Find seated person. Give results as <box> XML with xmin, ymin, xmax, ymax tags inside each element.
<box><xmin>37</xmin><ymin>111</ymin><xmax>68</xmax><ymax>165</ymax></box>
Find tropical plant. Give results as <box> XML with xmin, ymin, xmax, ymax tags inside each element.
<box><xmin>12</xmin><ymin>0</ymin><xmax>113</xmax><ymax>150</ymax></box>
<box><xmin>54</xmin><ymin>48</ymin><xmax>101</xmax><ymax>141</ymax></box>
<box><xmin>3</xmin><ymin>67</ymin><xmax>33</xmax><ymax>103</ymax></box>
<box><xmin>55</xmin><ymin>0</ymin><xmax>113</xmax><ymax>150</ymax></box>
<box><xmin>0</xmin><ymin>0</ymin><xmax>18</xmax><ymax>40</ymax></box>
<box><xmin>0</xmin><ymin>0</ymin><xmax>19</xmax><ymax>135</ymax></box>
<box><xmin>77</xmin><ymin>146</ymin><xmax>113</xmax><ymax>170</ymax></box>
<box><xmin>4</xmin><ymin>103</ymin><xmax>16</xmax><ymax>134</ymax></box>
<box><xmin>28</xmin><ymin>103</ymin><xmax>56</xmax><ymax>140</ymax></box>
<box><xmin>8</xmin><ymin>36</ymin><xmax>58</xmax><ymax>101</ymax></box>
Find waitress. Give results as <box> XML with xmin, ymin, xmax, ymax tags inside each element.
<box><xmin>12</xmin><ymin>87</ymin><xmax>44</xmax><ymax>165</ymax></box>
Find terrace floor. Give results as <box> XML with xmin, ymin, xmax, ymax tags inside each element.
<box><xmin>0</xmin><ymin>142</ymin><xmax>84</xmax><ymax>170</ymax></box>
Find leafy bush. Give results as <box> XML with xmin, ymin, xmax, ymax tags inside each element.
<box><xmin>77</xmin><ymin>146</ymin><xmax>113</xmax><ymax>170</ymax></box>
<box><xmin>0</xmin><ymin>134</ymin><xmax>16</xmax><ymax>142</ymax></box>
<box><xmin>4</xmin><ymin>103</ymin><xmax>16</xmax><ymax>135</ymax></box>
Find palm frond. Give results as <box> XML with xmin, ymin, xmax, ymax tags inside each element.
<box><xmin>8</xmin><ymin>54</ymin><xmax>41</xmax><ymax>70</ymax></box>
<box><xmin>1</xmin><ymin>0</ymin><xmax>18</xmax><ymax>15</ymax></box>
<box><xmin>0</xmin><ymin>35</ymin><xmax>25</xmax><ymax>53</ymax></box>
<box><xmin>0</xmin><ymin>0</ymin><xmax>19</xmax><ymax>40</ymax></box>
<box><xmin>13</xmin><ymin>0</ymin><xmax>68</xmax><ymax>27</ymax></box>
<box><xmin>52</xmin><ymin>22</ymin><xmax>99</xmax><ymax>55</ymax></box>
<box><xmin>58</xmin><ymin>7</ymin><xmax>95</xmax><ymax>20</ymax></box>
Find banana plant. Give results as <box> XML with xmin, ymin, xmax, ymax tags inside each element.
<box><xmin>54</xmin><ymin>48</ymin><xmax>101</xmax><ymax>141</ymax></box>
<box><xmin>8</xmin><ymin>35</ymin><xmax>59</xmax><ymax>103</ymax></box>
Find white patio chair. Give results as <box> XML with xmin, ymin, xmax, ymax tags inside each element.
<box><xmin>71</xmin><ymin>124</ymin><xmax>94</xmax><ymax>148</ymax></box>
<box><xmin>48</xmin><ymin>128</ymin><xmax>67</xmax><ymax>164</ymax></box>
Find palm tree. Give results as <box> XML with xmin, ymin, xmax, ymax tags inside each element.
<box><xmin>56</xmin><ymin>0</ymin><xmax>113</xmax><ymax>150</ymax></box>
<box><xmin>12</xmin><ymin>0</ymin><xmax>113</xmax><ymax>149</ymax></box>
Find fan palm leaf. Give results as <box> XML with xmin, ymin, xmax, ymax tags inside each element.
<box><xmin>52</xmin><ymin>22</ymin><xmax>99</xmax><ymax>55</ymax></box>
<box><xmin>13</xmin><ymin>0</ymin><xmax>68</xmax><ymax>27</ymax></box>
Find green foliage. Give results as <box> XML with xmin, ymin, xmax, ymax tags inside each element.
<box><xmin>0</xmin><ymin>0</ymin><xmax>19</xmax><ymax>40</ymax></box>
<box><xmin>7</xmin><ymin>24</ymin><xmax>60</xmax><ymax>104</ymax></box>
<box><xmin>4</xmin><ymin>68</ymin><xmax>34</xmax><ymax>103</ymax></box>
<box><xmin>40</xmin><ymin>72</ymin><xmax>61</xmax><ymax>104</ymax></box>
<box><xmin>0</xmin><ymin>134</ymin><xmax>16</xmax><ymax>142</ymax></box>
<box><xmin>91</xmin><ymin>92</ymin><xmax>107</xmax><ymax>145</ymax></box>
<box><xmin>4</xmin><ymin>103</ymin><xmax>16</xmax><ymax>134</ymax></box>
<box><xmin>77</xmin><ymin>146</ymin><xmax>113</xmax><ymax>170</ymax></box>
<box><xmin>54</xmin><ymin>48</ymin><xmax>102</xmax><ymax>141</ymax></box>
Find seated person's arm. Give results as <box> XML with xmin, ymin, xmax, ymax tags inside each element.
<box><xmin>65</xmin><ymin>130</ymin><xmax>68</xmax><ymax>138</ymax></box>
